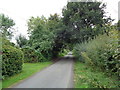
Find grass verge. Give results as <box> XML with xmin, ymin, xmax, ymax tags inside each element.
<box><xmin>2</xmin><ymin>62</ymin><xmax>52</xmax><ymax>88</ymax></box>
<box><xmin>74</xmin><ymin>61</ymin><xmax>119</xmax><ymax>88</ymax></box>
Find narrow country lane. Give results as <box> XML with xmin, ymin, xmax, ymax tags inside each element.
<box><xmin>11</xmin><ymin>55</ymin><xmax>74</xmax><ymax>88</ymax></box>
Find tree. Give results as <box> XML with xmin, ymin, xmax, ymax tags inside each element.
<box><xmin>0</xmin><ymin>14</ymin><xmax>15</xmax><ymax>39</ymax></box>
<box><xmin>16</xmin><ymin>34</ymin><xmax>28</xmax><ymax>48</ymax></box>
<box><xmin>27</xmin><ymin>16</ymin><xmax>55</xmax><ymax>60</ymax></box>
<box><xmin>27</xmin><ymin>14</ymin><xmax>69</xmax><ymax>57</ymax></box>
<box><xmin>47</xmin><ymin>14</ymin><xmax>69</xmax><ymax>56</ymax></box>
<box><xmin>62</xmin><ymin>2</ymin><xmax>112</xmax><ymax>43</ymax></box>
<box><xmin>47</xmin><ymin>13</ymin><xmax>62</xmax><ymax>33</ymax></box>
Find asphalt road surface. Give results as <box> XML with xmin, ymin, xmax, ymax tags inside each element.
<box><xmin>11</xmin><ymin>55</ymin><xmax>74</xmax><ymax>88</ymax></box>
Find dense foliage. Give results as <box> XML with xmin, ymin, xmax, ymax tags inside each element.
<box><xmin>2</xmin><ymin>39</ymin><xmax>24</xmax><ymax>79</ymax></box>
<box><xmin>26</xmin><ymin>2</ymin><xmax>112</xmax><ymax>60</ymax></box>
<box><xmin>74</xmin><ymin>62</ymin><xmax>119</xmax><ymax>88</ymax></box>
<box><xmin>73</xmin><ymin>27</ymin><xmax>120</xmax><ymax>80</ymax></box>
<box><xmin>62</xmin><ymin>2</ymin><xmax>112</xmax><ymax>43</ymax></box>
<box><xmin>27</xmin><ymin>14</ymin><xmax>67</xmax><ymax>60</ymax></box>
<box><xmin>21</xmin><ymin>47</ymin><xmax>39</xmax><ymax>63</ymax></box>
<box><xmin>0</xmin><ymin>14</ymin><xmax>15</xmax><ymax>39</ymax></box>
<box><xmin>27</xmin><ymin>16</ymin><xmax>55</xmax><ymax>60</ymax></box>
<box><xmin>21</xmin><ymin>47</ymin><xmax>50</xmax><ymax>63</ymax></box>
<box><xmin>0</xmin><ymin>14</ymin><xmax>24</xmax><ymax>79</ymax></box>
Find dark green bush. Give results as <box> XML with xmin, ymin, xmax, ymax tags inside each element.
<box><xmin>2</xmin><ymin>45</ymin><xmax>24</xmax><ymax>79</ymax></box>
<box><xmin>21</xmin><ymin>47</ymin><xmax>39</xmax><ymax>63</ymax></box>
<box><xmin>21</xmin><ymin>46</ymin><xmax>52</xmax><ymax>63</ymax></box>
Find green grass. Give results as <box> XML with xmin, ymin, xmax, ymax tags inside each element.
<box><xmin>0</xmin><ymin>80</ymin><xmax>2</xmax><ymax>90</ymax></box>
<box><xmin>74</xmin><ymin>61</ymin><xmax>119</xmax><ymax>88</ymax></box>
<box><xmin>2</xmin><ymin>62</ymin><xmax>52</xmax><ymax>88</ymax></box>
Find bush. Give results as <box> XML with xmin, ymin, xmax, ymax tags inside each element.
<box><xmin>21</xmin><ymin>47</ymin><xmax>50</xmax><ymax>63</ymax></box>
<box><xmin>21</xmin><ymin>47</ymin><xmax>39</xmax><ymax>63</ymax></box>
<box><xmin>73</xmin><ymin>29</ymin><xmax>120</xmax><ymax>78</ymax></box>
<box><xmin>2</xmin><ymin>45</ymin><xmax>24</xmax><ymax>79</ymax></box>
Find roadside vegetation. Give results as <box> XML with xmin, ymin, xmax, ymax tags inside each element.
<box><xmin>0</xmin><ymin>0</ymin><xmax>119</xmax><ymax>88</ymax></box>
<box><xmin>73</xmin><ymin>28</ymin><xmax>119</xmax><ymax>78</ymax></box>
<box><xmin>73</xmin><ymin>28</ymin><xmax>120</xmax><ymax>88</ymax></box>
<box><xmin>74</xmin><ymin>61</ymin><xmax>119</xmax><ymax>88</ymax></box>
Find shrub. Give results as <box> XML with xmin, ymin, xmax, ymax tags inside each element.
<box><xmin>73</xmin><ymin>29</ymin><xmax>120</xmax><ymax>78</ymax></box>
<box><xmin>21</xmin><ymin>47</ymin><xmax>39</xmax><ymax>63</ymax></box>
<box><xmin>21</xmin><ymin>47</ymin><xmax>50</xmax><ymax>63</ymax></box>
<box><xmin>2</xmin><ymin>45</ymin><xmax>24</xmax><ymax>79</ymax></box>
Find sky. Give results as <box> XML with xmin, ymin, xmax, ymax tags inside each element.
<box><xmin>0</xmin><ymin>0</ymin><xmax>119</xmax><ymax>43</ymax></box>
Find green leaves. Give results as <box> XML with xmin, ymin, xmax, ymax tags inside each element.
<box><xmin>21</xmin><ymin>47</ymin><xmax>40</xmax><ymax>63</ymax></box>
<box><xmin>2</xmin><ymin>44</ymin><xmax>24</xmax><ymax>79</ymax></box>
<box><xmin>62</xmin><ymin>2</ymin><xmax>112</xmax><ymax>43</ymax></box>
<box><xmin>0</xmin><ymin>14</ymin><xmax>15</xmax><ymax>39</ymax></box>
<box><xmin>73</xmin><ymin>29</ymin><xmax>119</xmax><ymax>80</ymax></box>
<box><xmin>27</xmin><ymin>13</ymin><xmax>69</xmax><ymax>58</ymax></box>
<box><xmin>27</xmin><ymin>15</ymin><xmax>59</xmax><ymax>60</ymax></box>
<box><xmin>74</xmin><ymin>61</ymin><xmax>119</xmax><ymax>88</ymax></box>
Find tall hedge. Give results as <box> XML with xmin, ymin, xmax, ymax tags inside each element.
<box><xmin>73</xmin><ymin>29</ymin><xmax>120</xmax><ymax>78</ymax></box>
<box><xmin>2</xmin><ymin>45</ymin><xmax>24</xmax><ymax>79</ymax></box>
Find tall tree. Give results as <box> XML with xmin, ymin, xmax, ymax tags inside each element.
<box><xmin>0</xmin><ymin>14</ymin><xmax>15</xmax><ymax>39</ymax></box>
<box><xmin>27</xmin><ymin>14</ymin><xmax>68</xmax><ymax>57</ymax></box>
<box><xmin>62</xmin><ymin>2</ymin><xmax>112</xmax><ymax>43</ymax></box>
<box><xmin>47</xmin><ymin>14</ymin><xmax>71</xmax><ymax>56</ymax></box>
<box><xmin>27</xmin><ymin>16</ymin><xmax>55</xmax><ymax>59</ymax></box>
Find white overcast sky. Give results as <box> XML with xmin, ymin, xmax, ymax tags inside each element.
<box><xmin>0</xmin><ymin>0</ymin><xmax>119</xmax><ymax>42</ymax></box>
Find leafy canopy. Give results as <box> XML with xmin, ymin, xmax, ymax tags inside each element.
<box><xmin>0</xmin><ymin>14</ymin><xmax>15</xmax><ymax>39</ymax></box>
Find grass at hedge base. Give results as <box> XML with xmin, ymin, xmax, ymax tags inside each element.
<box><xmin>74</xmin><ymin>61</ymin><xmax>119</xmax><ymax>88</ymax></box>
<box><xmin>0</xmin><ymin>80</ymin><xmax>2</xmax><ymax>90</ymax></box>
<box><xmin>2</xmin><ymin>62</ymin><xmax>52</xmax><ymax>88</ymax></box>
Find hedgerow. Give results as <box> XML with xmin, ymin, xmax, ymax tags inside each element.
<box><xmin>2</xmin><ymin>45</ymin><xmax>24</xmax><ymax>79</ymax></box>
<box><xmin>73</xmin><ymin>29</ymin><xmax>120</xmax><ymax>79</ymax></box>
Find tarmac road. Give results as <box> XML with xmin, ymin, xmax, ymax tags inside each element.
<box><xmin>11</xmin><ymin>55</ymin><xmax>74</xmax><ymax>88</ymax></box>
